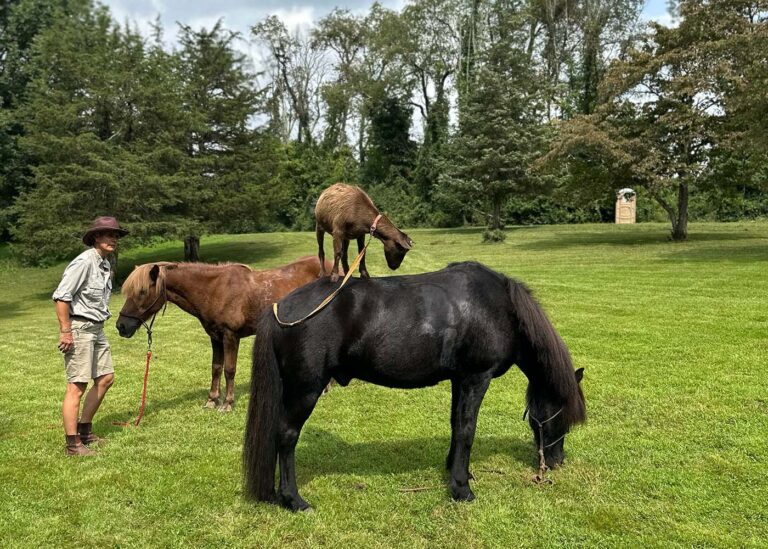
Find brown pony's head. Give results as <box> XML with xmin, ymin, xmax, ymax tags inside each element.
<box><xmin>116</xmin><ymin>263</ymin><xmax>169</xmax><ymax>337</ymax></box>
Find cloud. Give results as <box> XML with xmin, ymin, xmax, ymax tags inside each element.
<box><xmin>102</xmin><ymin>0</ymin><xmax>404</xmax><ymax>36</ymax></box>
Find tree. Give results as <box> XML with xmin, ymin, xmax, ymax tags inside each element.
<box><xmin>542</xmin><ymin>2</ymin><xmax>744</xmax><ymax>241</ymax></box>
<box><xmin>176</xmin><ymin>21</ymin><xmax>266</xmax><ymax>256</ymax></box>
<box><xmin>10</xmin><ymin>6</ymin><xmax>195</xmax><ymax>264</ymax></box>
<box><xmin>442</xmin><ymin>18</ymin><xmax>546</xmax><ymax>232</ymax></box>
<box><xmin>253</xmin><ymin>16</ymin><xmax>327</xmax><ymax>145</ymax></box>
<box><xmin>0</xmin><ymin>0</ymin><xmax>88</xmax><ymax>240</ymax></box>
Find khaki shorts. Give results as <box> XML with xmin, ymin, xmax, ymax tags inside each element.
<box><xmin>64</xmin><ymin>319</ymin><xmax>114</xmax><ymax>383</ymax></box>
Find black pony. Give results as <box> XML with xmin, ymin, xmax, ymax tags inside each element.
<box><xmin>243</xmin><ymin>261</ymin><xmax>586</xmax><ymax>511</ymax></box>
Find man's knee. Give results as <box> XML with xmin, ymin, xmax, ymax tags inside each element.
<box><xmin>66</xmin><ymin>382</ymin><xmax>87</xmax><ymax>397</ymax></box>
<box><xmin>94</xmin><ymin>373</ymin><xmax>114</xmax><ymax>389</ymax></box>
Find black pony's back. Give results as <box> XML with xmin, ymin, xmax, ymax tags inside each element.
<box><xmin>271</xmin><ymin>262</ymin><xmax>517</xmax><ymax>389</ymax></box>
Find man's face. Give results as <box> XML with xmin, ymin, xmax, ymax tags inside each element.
<box><xmin>94</xmin><ymin>230</ymin><xmax>120</xmax><ymax>256</ymax></box>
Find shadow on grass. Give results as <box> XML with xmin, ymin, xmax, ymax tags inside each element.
<box><xmin>0</xmin><ymin>300</ymin><xmax>23</xmax><ymax>319</ymax></box>
<box><xmin>294</xmin><ymin>427</ymin><xmax>537</xmax><ymax>480</ymax></box>
<box><xmin>116</xmin><ymin>240</ymin><xmax>283</xmax><ymax>283</ymax></box>
<box><xmin>517</xmin><ymin>228</ymin><xmax>764</xmax><ymax>252</ymax></box>
<box><xmin>95</xmin><ymin>378</ymin><xmax>254</xmax><ymax>429</ymax></box>
<box><xmin>662</xmin><ymin>241</ymin><xmax>768</xmax><ymax>263</ymax></box>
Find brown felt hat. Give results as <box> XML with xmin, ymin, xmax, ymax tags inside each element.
<box><xmin>82</xmin><ymin>216</ymin><xmax>129</xmax><ymax>246</ymax></box>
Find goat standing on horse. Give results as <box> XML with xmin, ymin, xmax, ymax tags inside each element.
<box><xmin>315</xmin><ymin>183</ymin><xmax>413</xmax><ymax>281</ymax></box>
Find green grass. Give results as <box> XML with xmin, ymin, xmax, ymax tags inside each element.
<box><xmin>1</xmin><ymin>222</ymin><xmax>767</xmax><ymax>547</ymax></box>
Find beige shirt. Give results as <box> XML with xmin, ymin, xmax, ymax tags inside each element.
<box><xmin>52</xmin><ymin>248</ymin><xmax>113</xmax><ymax>322</ymax></box>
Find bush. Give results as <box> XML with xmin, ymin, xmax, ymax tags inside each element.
<box><xmin>482</xmin><ymin>229</ymin><xmax>506</xmax><ymax>243</ymax></box>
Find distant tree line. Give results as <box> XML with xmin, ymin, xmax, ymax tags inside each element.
<box><xmin>1</xmin><ymin>0</ymin><xmax>766</xmax><ymax>264</ymax></box>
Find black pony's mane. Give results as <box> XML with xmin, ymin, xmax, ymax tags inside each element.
<box><xmin>508</xmin><ymin>279</ymin><xmax>586</xmax><ymax>429</ymax></box>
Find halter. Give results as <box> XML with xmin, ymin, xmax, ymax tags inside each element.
<box><xmin>120</xmin><ymin>284</ymin><xmax>169</xmax><ymax>350</ymax></box>
<box><xmin>524</xmin><ymin>405</ymin><xmax>565</xmax><ymax>481</ymax></box>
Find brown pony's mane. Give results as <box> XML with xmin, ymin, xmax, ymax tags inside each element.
<box><xmin>121</xmin><ymin>261</ymin><xmax>252</xmax><ymax>299</ymax></box>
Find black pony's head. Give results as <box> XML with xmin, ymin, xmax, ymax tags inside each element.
<box><xmin>526</xmin><ymin>367</ymin><xmax>585</xmax><ymax>469</ymax></box>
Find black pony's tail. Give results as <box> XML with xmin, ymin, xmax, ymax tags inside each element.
<box><xmin>506</xmin><ymin>279</ymin><xmax>586</xmax><ymax>425</ymax></box>
<box><xmin>243</xmin><ymin>314</ymin><xmax>282</xmax><ymax>502</ymax></box>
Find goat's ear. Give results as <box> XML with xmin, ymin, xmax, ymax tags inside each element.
<box><xmin>575</xmin><ymin>367</ymin><xmax>584</xmax><ymax>383</ymax></box>
<box><xmin>149</xmin><ymin>265</ymin><xmax>160</xmax><ymax>282</ymax></box>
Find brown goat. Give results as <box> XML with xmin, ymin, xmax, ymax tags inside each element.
<box><xmin>315</xmin><ymin>183</ymin><xmax>413</xmax><ymax>281</ymax></box>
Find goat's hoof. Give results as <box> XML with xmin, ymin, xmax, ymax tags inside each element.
<box><xmin>330</xmin><ymin>274</ymin><xmax>340</xmax><ymax>283</ymax></box>
<box><xmin>203</xmin><ymin>399</ymin><xmax>219</xmax><ymax>409</ymax></box>
<box><xmin>217</xmin><ymin>402</ymin><xmax>233</xmax><ymax>412</ymax></box>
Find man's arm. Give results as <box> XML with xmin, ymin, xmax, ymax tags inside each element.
<box><xmin>56</xmin><ymin>300</ymin><xmax>74</xmax><ymax>353</ymax></box>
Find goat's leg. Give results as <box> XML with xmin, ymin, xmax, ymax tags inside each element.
<box><xmin>341</xmin><ymin>238</ymin><xmax>350</xmax><ymax>276</ymax></box>
<box><xmin>331</xmin><ymin>233</ymin><xmax>344</xmax><ymax>282</ymax></box>
<box><xmin>316</xmin><ymin>225</ymin><xmax>327</xmax><ymax>277</ymax></box>
<box><xmin>357</xmin><ymin>236</ymin><xmax>369</xmax><ymax>278</ymax></box>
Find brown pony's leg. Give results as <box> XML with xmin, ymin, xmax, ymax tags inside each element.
<box><xmin>330</xmin><ymin>233</ymin><xmax>344</xmax><ymax>283</ymax></box>
<box><xmin>205</xmin><ymin>338</ymin><xmax>224</xmax><ymax>409</ymax></box>
<box><xmin>316</xmin><ymin>225</ymin><xmax>326</xmax><ymax>277</ymax></box>
<box><xmin>357</xmin><ymin>236</ymin><xmax>369</xmax><ymax>278</ymax></box>
<box><xmin>341</xmin><ymin>238</ymin><xmax>350</xmax><ymax>276</ymax></box>
<box><xmin>219</xmin><ymin>332</ymin><xmax>240</xmax><ymax>412</ymax></box>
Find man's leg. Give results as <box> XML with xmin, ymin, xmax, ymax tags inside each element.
<box><xmin>80</xmin><ymin>372</ymin><xmax>114</xmax><ymax>423</ymax></box>
<box><xmin>63</xmin><ymin>382</ymin><xmax>94</xmax><ymax>456</ymax></box>
<box><xmin>63</xmin><ymin>382</ymin><xmax>87</xmax><ymax>436</ymax></box>
<box><xmin>79</xmin><ymin>327</ymin><xmax>114</xmax><ymax>443</ymax></box>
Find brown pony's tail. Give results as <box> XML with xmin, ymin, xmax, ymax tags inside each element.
<box><xmin>506</xmin><ymin>279</ymin><xmax>586</xmax><ymax>426</ymax></box>
<box><xmin>243</xmin><ymin>314</ymin><xmax>282</xmax><ymax>503</ymax></box>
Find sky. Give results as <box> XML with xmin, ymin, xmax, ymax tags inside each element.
<box><xmin>102</xmin><ymin>0</ymin><xmax>675</xmax><ymax>50</ymax></box>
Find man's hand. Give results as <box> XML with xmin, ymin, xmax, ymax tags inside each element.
<box><xmin>58</xmin><ymin>331</ymin><xmax>74</xmax><ymax>353</ymax></box>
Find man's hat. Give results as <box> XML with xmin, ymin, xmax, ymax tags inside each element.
<box><xmin>83</xmin><ymin>216</ymin><xmax>129</xmax><ymax>246</ymax></box>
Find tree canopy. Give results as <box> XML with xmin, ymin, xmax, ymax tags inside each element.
<box><xmin>0</xmin><ymin>0</ymin><xmax>766</xmax><ymax>263</ymax></box>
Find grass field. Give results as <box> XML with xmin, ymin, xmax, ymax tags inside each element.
<box><xmin>1</xmin><ymin>222</ymin><xmax>767</xmax><ymax>548</ymax></box>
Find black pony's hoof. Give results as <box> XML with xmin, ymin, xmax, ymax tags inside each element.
<box><xmin>279</xmin><ymin>494</ymin><xmax>312</xmax><ymax>512</ymax></box>
<box><xmin>450</xmin><ymin>486</ymin><xmax>475</xmax><ymax>502</ymax></box>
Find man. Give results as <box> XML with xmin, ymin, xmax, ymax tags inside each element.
<box><xmin>53</xmin><ymin>216</ymin><xmax>128</xmax><ymax>456</ymax></box>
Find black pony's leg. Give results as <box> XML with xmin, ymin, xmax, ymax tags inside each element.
<box><xmin>446</xmin><ymin>380</ymin><xmax>460</xmax><ymax>470</ymax></box>
<box><xmin>357</xmin><ymin>236</ymin><xmax>369</xmax><ymax>278</ymax></box>
<box><xmin>205</xmin><ymin>337</ymin><xmax>224</xmax><ymax>408</ymax></box>
<box><xmin>447</xmin><ymin>374</ymin><xmax>492</xmax><ymax>502</ymax></box>
<box><xmin>277</xmin><ymin>390</ymin><xmax>322</xmax><ymax>512</ymax></box>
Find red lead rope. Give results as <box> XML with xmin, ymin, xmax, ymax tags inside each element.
<box><xmin>113</xmin><ymin>349</ymin><xmax>152</xmax><ymax>427</ymax></box>
<box><xmin>113</xmin><ymin>312</ymin><xmax>158</xmax><ymax>427</ymax></box>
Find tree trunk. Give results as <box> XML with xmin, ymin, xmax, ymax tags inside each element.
<box><xmin>184</xmin><ymin>235</ymin><xmax>200</xmax><ymax>262</ymax></box>
<box><xmin>670</xmin><ymin>183</ymin><xmax>689</xmax><ymax>241</ymax></box>
<box><xmin>490</xmin><ymin>199</ymin><xmax>502</xmax><ymax>230</ymax></box>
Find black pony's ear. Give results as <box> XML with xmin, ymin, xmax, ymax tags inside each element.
<box><xmin>575</xmin><ymin>368</ymin><xmax>584</xmax><ymax>383</ymax></box>
<box><xmin>149</xmin><ymin>265</ymin><xmax>160</xmax><ymax>282</ymax></box>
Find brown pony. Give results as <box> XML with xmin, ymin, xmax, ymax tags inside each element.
<box><xmin>116</xmin><ymin>256</ymin><xmax>329</xmax><ymax>411</ymax></box>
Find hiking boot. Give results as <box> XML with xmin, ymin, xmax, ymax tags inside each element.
<box><xmin>65</xmin><ymin>435</ymin><xmax>96</xmax><ymax>456</ymax></box>
<box><xmin>77</xmin><ymin>422</ymin><xmax>104</xmax><ymax>446</ymax></box>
